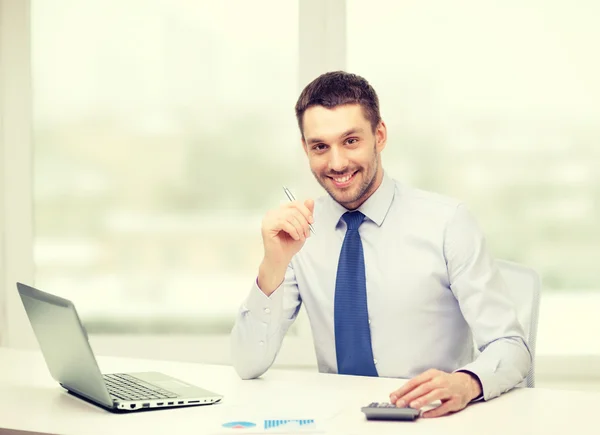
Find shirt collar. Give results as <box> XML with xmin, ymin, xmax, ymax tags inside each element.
<box><xmin>321</xmin><ymin>170</ymin><xmax>396</xmax><ymax>230</ymax></box>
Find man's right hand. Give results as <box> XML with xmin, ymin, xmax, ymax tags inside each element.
<box><xmin>257</xmin><ymin>199</ymin><xmax>315</xmax><ymax>295</ymax></box>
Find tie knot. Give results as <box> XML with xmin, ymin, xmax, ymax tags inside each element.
<box><xmin>342</xmin><ymin>211</ymin><xmax>365</xmax><ymax>230</ymax></box>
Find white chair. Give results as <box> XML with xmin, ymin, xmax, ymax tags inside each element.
<box><xmin>496</xmin><ymin>259</ymin><xmax>541</xmax><ymax>388</ymax></box>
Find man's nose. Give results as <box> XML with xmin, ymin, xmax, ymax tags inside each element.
<box><xmin>328</xmin><ymin>148</ymin><xmax>349</xmax><ymax>173</ymax></box>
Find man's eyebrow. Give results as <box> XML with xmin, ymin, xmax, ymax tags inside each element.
<box><xmin>306</xmin><ymin>128</ymin><xmax>365</xmax><ymax>145</ymax></box>
<box><xmin>306</xmin><ymin>136</ymin><xmax>325</xmax><ymax>145</ymax></box>
<box><xmin>339</xmin><ymin>128</ymin><xmax>364</xmax><ymax>138</ymax></box>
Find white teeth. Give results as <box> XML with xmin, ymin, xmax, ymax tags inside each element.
<box><xmin>333</xmin><ymin>174</ymin><xmax>352</xmax><ymax>183</ymax></box>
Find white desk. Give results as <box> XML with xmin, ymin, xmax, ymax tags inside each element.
<box><xmin>0</xmin><ymin>347</ymin><xmax>597</xmax><ymax>435</ymax></box>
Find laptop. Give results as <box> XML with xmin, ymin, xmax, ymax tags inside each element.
<box><xmin>17</xmin><ymin>282</ymin><xmax>223</xmax><ymax>412</ymax></box>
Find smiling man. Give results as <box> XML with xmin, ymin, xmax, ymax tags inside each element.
<box><xmin>231</xmin><ymin>71</ymin><xmax>531</xmax><ymax>417</ymax></box>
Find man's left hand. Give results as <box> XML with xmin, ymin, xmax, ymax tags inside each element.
<box><xmin>389</xmin><ymin>369</ymin><xmax>482</xmax><ymax>418</ymax></box>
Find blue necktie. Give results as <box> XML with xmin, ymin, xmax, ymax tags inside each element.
<box><xmin>334</xmin><ymin>211</ymin><xmax>378</xmax><ymax>377</ymax></box>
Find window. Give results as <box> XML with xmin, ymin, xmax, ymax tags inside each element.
<box><xmin>16</xmin><ymin>0</ymin><xmax>598</xmax><ymax>370</ymax></box>
<box><xmin>32</xmin><ymin>0</ymin><xmax>299</xmax><ymax>333</ymax></box>
<box><xmin>347</xmin><ymin>0</ymin><xmax>600</xmax><ymax>292</ymax></box>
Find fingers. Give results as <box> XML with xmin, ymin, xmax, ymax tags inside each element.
<box><xmin>279</xmin><ymin>219</ymin><xmax>303</xmax><ymax>241</ymax></box>
<box><xmin>272</xmin><ymin>209</ymin><xmax>310</xmax><ymax>241</ymax></box>
<box><xmin>289</xmin><ymin>209</ymin><xmax>310</xmax><ymax>238</ymax></box>
<box><xmin>406</xmin><ymin>388</ymin><xmax>449</xmax><ymax>409</ymax></box>
<box><xmin>288</xmin><ymin>200</ymin><xmax>314</xmax><ymax>226</ymax></box>
<box><xmin>393</xmin><ymin>380</ymin><xmax>438</xmax><ymax>408</ymax></box>
<box><xmin>304</xmin><ymin>198</ymin><xmax>315</xmax><ymax>215</ymax></box>
<box><xmin>389</xmin><ymin>369</ymin><xmax>439</xmax><ymax>405</ymax></box>
<box><xmin>263</xmin><ymin>199</ymin><xmax>315</xmax><ymax>242</ymax></box>
<box><xmin>389</xmin><ymin>370</ymin><xmax>473</xmax><ymax>418</ymax></box>
<box><xmin>422</xmin><ymin>399</ymin><xmax>462</xmax><ymax>418</ymax></box>
<box><xmin>280</xmin><ymin>201</ymin><xmax>313</xmax><ymax>238</ymax></box>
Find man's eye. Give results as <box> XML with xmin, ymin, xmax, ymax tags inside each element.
<box><xmin>346</xmin><ymin>138</ymin><xmax>358</xmax><ymax>145</ymax></box>
<box><xmin>313</xmin><ymin>144</ymin><xmax>328</xmax><ymax>151</ymax></box>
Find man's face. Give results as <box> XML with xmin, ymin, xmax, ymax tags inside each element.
<box><xmin>301</xmin><ymin>104</ymin><xmax>387</xmax><ymax>210</ymax></box>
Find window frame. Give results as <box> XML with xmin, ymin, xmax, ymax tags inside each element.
<box><xmin>0</xmin><ymin>0</ymin><xmax>36</xmax><ymax>349</ymax></box>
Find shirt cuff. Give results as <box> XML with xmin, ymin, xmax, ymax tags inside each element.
<box><xmin>455</xmin><ymin>369</ymin><xmax>484</xmax><ymax>402</ymax></box>
<box><xmin>242</xmin><ymin>279</ymin><xmax>285</xmax><ymax>324</ymax></box>
<box><xmin>455</xmin><ymin>357</ymin><xmax>500</xmax><ymax>401</ymax></box>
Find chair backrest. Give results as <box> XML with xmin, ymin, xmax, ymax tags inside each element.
<box><xmin>496</xmin><ymin>259</ymin><xmax>541</xmax><ymax>388</ymax></box>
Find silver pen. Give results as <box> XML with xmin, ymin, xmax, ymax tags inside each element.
<box><xmin>282</xmin><ymin>186</ymin><xmax>316</xmax><ymax>234</ymax></box>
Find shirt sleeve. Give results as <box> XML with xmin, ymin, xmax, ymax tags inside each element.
<box><xmin>444</xmin><ymin>203</ymin><xmax>532</xmax><ymax>400</ymax></box>
<box><xmin>230</xmin><ymin>263</ymin><xmax>302</xmax><ymax>379</ymax></box>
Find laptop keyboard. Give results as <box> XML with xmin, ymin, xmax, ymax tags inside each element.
<box><xmin>103</xmin><ymin>373</ymin><xmax>178</xmax><ymax>402</ymax></box>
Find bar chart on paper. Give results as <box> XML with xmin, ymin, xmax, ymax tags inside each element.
<box><xmin>264</xmin><ymin>419</ymin><xmax>316</xmax><ymax>430</ymax></box>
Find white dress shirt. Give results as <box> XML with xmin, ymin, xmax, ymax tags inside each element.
<box><xmin>231</xmin><ymin>171</ymin><xmax>531</xmax><ymax>400</ymax></box>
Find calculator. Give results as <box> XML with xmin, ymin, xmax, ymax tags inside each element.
<box><xmin>361</xmin><ymin>402</ymin><xmax>421</xmax><ymax>421</ymax></box>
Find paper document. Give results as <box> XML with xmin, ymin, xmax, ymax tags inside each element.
<box><xmin>216</xmin><ymin>418</ymin><xmax>323</xmax><ymax>434</ymax></box>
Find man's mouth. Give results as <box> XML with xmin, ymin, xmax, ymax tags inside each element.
<box><xmin>328</xmin><ymin>171</ymin><xmax>357</xmax><ymax>188</ymax></box>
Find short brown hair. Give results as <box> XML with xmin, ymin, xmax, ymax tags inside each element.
<box><xmin>295</xmin><ymin>71</ymin><xmax>381</xmax><ymax>136</ymax></box>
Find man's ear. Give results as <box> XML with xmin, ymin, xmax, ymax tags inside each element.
<box><xmin>376</xmin><ymin>121</ymin><xmax>387</xmax><ymax>152</ymax></box>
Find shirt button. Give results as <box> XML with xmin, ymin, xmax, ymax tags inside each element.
<box><xmin>264</xmin><ymin>307</ymin><xmax>271</xmax><ymax>314</ymax></box>
<box><xmin>374</xmin><ymin>359</ymin><xmax>378</xmax><ymax>365</ymax></box>
<box><xmin>368</xmin><ymin>319</ymin><xmax>371</xmax><ymax>325</ymax></box>
<box><xmin>259</xmin><ymin>341</ymin><xmax>264</xmax><ymax>346</ymax></box>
